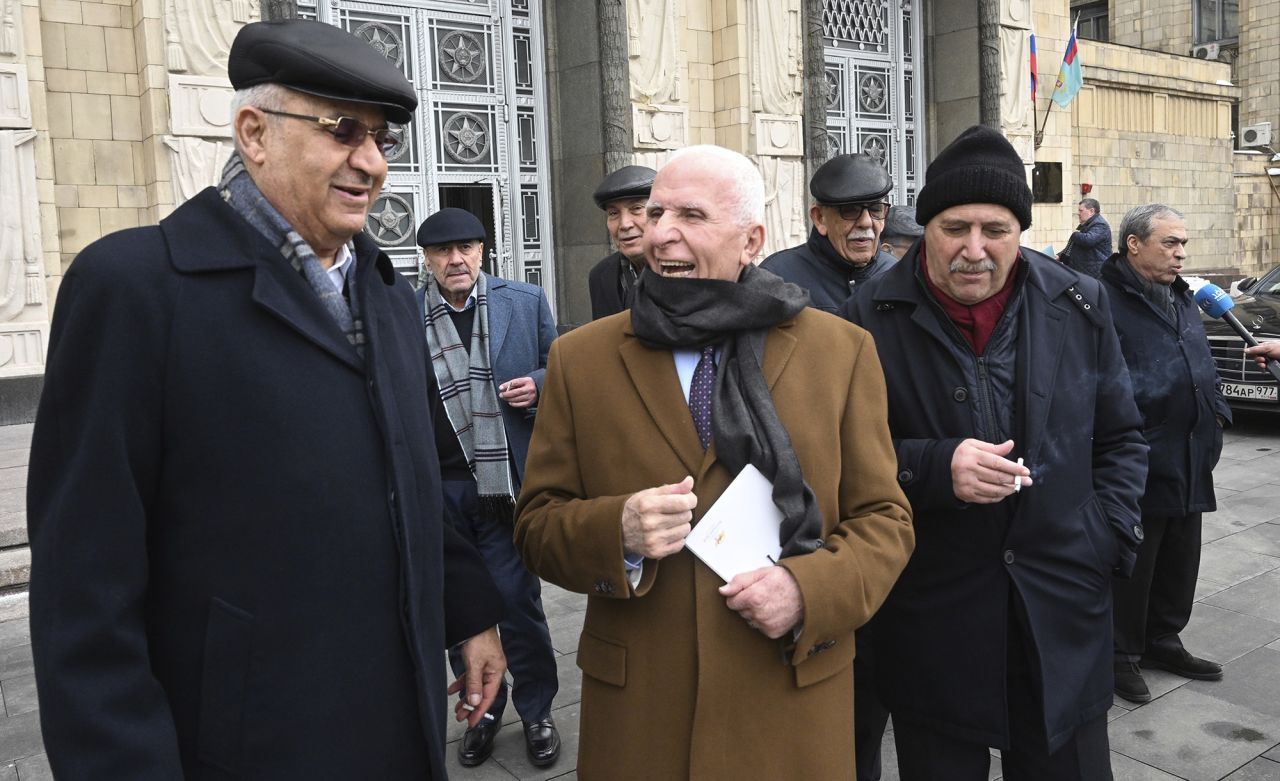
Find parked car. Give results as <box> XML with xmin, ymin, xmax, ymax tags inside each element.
<box><xmin>1200</xmin><ymin>264</ymin><xmax>1280</xmax><ymax>413</ymax></box>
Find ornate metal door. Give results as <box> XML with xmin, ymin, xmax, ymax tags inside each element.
<box><xmin>823</xmin><ymin>0</ymin><xmax>925</xmax><ymax>206</ymax></box>
<box><xmin>300</xmin><ymin>0</ymin><xmax>556</xmax><ymax>309</ymax></box>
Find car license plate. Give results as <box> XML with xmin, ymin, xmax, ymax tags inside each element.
<box><xmin>1221</xmin><ymin>381</ymin><xmax>1279</xmax><ymax>402</ymax></box>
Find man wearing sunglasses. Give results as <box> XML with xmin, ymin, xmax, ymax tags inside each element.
<box><xmin>27</xmin><ymin>19</ymin><xmax>506</xmax><ymax>781</ymax></box>
<box><xmin>761</xmin><ymin>153</ymin><xmax>898</xmax><ymax>313</ymax></box>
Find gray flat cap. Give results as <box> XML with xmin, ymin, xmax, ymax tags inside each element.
<box><xmin>230</xmin><ymin>20</ymin><xmax>417</xmax><ymax>124</ymax></box>
<box><xmin>593</xmin><ymin>166</ymin><xmax>657</xmax><ymax>209</ymax></box>
<box><xmin>809</xmin><ymin>153</ymin><xmax>893</xmax><ymax>205</ymax></box>
<box><xmin>881</xmin><ymin>206</ymin><xmax>924</xmax><ymax>240</ymax></box>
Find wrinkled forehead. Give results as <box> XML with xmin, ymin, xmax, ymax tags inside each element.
<box><xmin>284</xmin><ymin>88</ymin><xmax>390</xmax><ymax>127</ymax></box>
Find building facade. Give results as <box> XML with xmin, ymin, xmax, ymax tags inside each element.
<box><xmin>0</xmin><ymin>0</ymin><xmax>1276</xmax><ymax>418</ymax></box>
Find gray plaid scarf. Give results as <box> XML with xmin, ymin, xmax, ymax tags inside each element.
<box><xmin>423</xmin><ymin>272</ymin><xmax>516</xmax><ymax>518</ymax></box>
<box><xmin>218</xmin><ymin>152</ymin><xmax>365</xmax><ymax>356</ymax></box>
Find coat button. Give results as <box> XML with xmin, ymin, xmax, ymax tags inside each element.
<box><xmin>953</xmin><ymin>387</ymin><xmax>968</xmax><ymax>402</ymax></box>
<box><xmin>897</xmin><ymin>469</ymin><xmax>913</xmax><ymax>483</ymax></box>
<box><xmin>1003</xmin><ymin>550</ymin><xmax>1015</xmax><ymax>565</ymax></box>
<box><xmin>1133</xmin><ymin>524</ymin><xmax>1145</xmax><ymax>541</ymax></box>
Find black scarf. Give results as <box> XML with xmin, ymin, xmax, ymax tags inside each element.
<box><xmin>630</xmin><ymin>264</ymin><xmax>823</xmax><ymax>558</ymax></box>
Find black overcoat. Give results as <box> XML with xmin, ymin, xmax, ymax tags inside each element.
<box><xmin>587</xmin><ymin>251</ymin><xmax>633</xmax><ymax>320</ymax></box>
<box><xmin>844</xmin><ymin>247</ymin><xmax>1148</xmax><ymax>752</ymax></box>
<box><xmin>1100</xmin><ymin>256</ymin><xmax>1230</xmax><ymax>514</ymax></box>
<box><xmin>27</xmin><ymin>188</ymin><xmax>503</xmax><ymax>780</ymax></box>
<box><xmin>761</xmin><ymin>227</ymin><xmax>895</xmax><ymax>313</ymax></box>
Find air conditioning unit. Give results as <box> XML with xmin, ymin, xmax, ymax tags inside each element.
<box><xmin>1241</xmin><ymin>122</ymin><xmax>1273</xmax><ymax>148</ymax></box>
<box><xmin>1191</xmin><ymin>43</ymin><xmax>1221</xmax><ymax>60</ymax></box>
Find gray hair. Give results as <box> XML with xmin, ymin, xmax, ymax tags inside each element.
<box><xmin>664</xmin><ymin>145</ymin><xmax>765</xmax><ymax>229</ymax></box>
<box><xmin>230</xmin><ymin>83</ymin><xmax>291</xmax><ymax>152</ymax></box>
<box><xmin>1079</xmin><ymin>197</ymin><xmax>1100</xmax><ymax>214</ymax></box>
<box><xmin>1118</xmin><ymin>203</ymin><xmax>1184</xmax><ymax>249</ymax></box>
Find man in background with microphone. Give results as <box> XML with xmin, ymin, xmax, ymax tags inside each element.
<box><xmin>1100</xmin><ymin>203</ymin><xmax>1230</xmax><ymax>704</ymax></box>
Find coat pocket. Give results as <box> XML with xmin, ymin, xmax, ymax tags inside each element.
<box><xmin>197</xmin><ymin>597</ymin><xmax>254</xmax><ymax>774</ymax></box>
<box><xmin>1078</xmin><ymin>495</ymin><xmax>1117</xmax><ymax>573</ymax></box>
<box><xmin>576</xmin><ymin>629</ymin><xmax>626</xmax><ymax>687</ymax></box>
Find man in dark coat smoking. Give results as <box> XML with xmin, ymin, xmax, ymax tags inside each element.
<box><xmin>761</xmin><ymin>152</ymin><xmax>898</xmax><ymax>312</ymax></box>
<box><xmin>844</xmin><ymin>125</ymin><xmax>1148</xmax><ymax>780</ymax></box>
<box><xmin>1101</xmin><ymin>203</ymin><xmax>1230</xmax><ymax>704</ymax></box>
<box><xmin>26</xmin><ymin>19</ymin><xmax>505</xmax><ymax>780</ymax></box>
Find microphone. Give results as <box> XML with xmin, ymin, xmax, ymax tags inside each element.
<box><xmin>1194</xmin><ymin>283</ymin><xmax>1280</xmax><ymax>383</ymax></box>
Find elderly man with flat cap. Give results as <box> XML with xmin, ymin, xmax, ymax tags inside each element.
<box><xmin>416</xmin><ymin>207</ymin><xmax>561</xmax><ymax>769</ymax></box>
<box><xmin>879</xmin><ymin>204</ymin><xmax>924</xmax><ymax>260</ymax></box>
<box><xmin>27</xmin><ymin>19</ymin><xmax>507</xmax><ymax>780</ymax></box>
<box><xmin>844</xmin><ymin>125</ymin><xmax>1147</xmax><ymax>780</ymax></box>
<box><xmin>588</xmin><ymin>165</ymin><xmax>656</xmax><ymax>320</ymax></box>
<box><xmin>761</xmin><ymin>153</ymin><xmax>897</xmax><ymax>312</ymax></box>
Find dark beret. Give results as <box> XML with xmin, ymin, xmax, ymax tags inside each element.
<box><xmin>593</xmin><ymin>165</ymin><xmax>657</xmax><ymax>209</ymax></box>
<box><xmin>809</xmin><ymin>153</ymin><xmax>893</xmax><ymax>205</ymax></box>
<box><xmin>881</xmin><ymin>206</ymin><xmax>924</xmax><ymax>240</ymax></box>
<box><xmin>229</xmin><ymin>20</ymin><xmax>417</xmax><ymax>124</ymax></box>
<box><xmin>417</xmin><ymin>208</ymin><xmax>486</xmax><ymax>248</ymax></box>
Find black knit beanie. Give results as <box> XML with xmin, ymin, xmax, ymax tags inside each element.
<box><xmin>915</xmin><ymin>125</ymin><xmax>1032</xmax><ymax>230</ymax></box>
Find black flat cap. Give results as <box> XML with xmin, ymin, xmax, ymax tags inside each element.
<box><xmin>593</xmin><ymin>165</ymin><xmax>657</xmax><ymax>209</ymax></box>
<box><xmin>230</xmin><ymin>20</ymin><xmax>417</xmax><ymax>124</ymax></box>
<box><xmin>809</xmin><ymin>153</ymin><xmax>893</xmax><ymax>205</ymax></box>
<box><xmin>417</xmin><ymin>208</ymin><xmax>485</xmax><ymax>247</ymax></box>
<box><xmin>881</xmin><ymin>206</ymin><xmax>923</xmax><ymax>240</ymax></box>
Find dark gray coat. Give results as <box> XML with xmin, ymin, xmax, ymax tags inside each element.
<box><xmin>1100</xmin><ymin>255</ymin><xmax>1230</xmax><ymax>515</ymax></box>
<box><xmin>1064</xmin><ymin>214</ymin><xmax>1112</xmax><ymax>278</ymax></box>
<box><xmin>28</xmin><ymin>189</ymin><xmax>503</xmax><ymax>780</ymax></box>
<box><xmin>843</xmin><ymin>246</ymin><xmax>1148</xmax><ymax>753</ymax></box>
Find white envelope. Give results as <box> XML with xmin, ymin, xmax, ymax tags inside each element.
<box><xmin>685</xmin><ymin>463</ymin><xmax>784</xmax><ymax>583</ymax></box>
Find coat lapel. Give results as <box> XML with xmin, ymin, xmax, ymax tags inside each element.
<box><xmin>161</xmin><ymin>187</ymin><xmax>364</xmax><ymax>373</ymax></box>
<box><xmin>485</xmin><ymin>274</ymin><xmax>513</xmax><ymax>363</ymax></box>
<box><xmin>618</xmin><ymin>336</ymin><xmax>705</xmax><ymax>476</ymax></box>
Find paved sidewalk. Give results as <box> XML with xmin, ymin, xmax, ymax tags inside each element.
<box><xmin>1</xmin><ymin>413</ymin><xmax>1279</xmax><ymax>779</ymax></box>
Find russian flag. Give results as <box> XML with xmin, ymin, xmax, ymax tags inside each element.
<box><xmin>1030</xmin><ymin>32</ymin><xmax>1038</xmax><ymax>99</ymax></box>
<box><xmin>1051</xmin><ymin>21</ymin><xmax>1082</xmax><ymax>108</ymax></box>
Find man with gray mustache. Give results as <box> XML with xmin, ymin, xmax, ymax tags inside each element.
<box><xmin>761</xmin><ymin>153</ymin><xmax>898</xmax><ymax>313</ymax></box>
<box><xmin>843</xmin><ymin>125</ymin><xmax>1147</xmax><ymax>780</ymax></box>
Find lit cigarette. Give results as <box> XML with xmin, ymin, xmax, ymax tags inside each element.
<box><xmin>461</xmin><ymin>702</ymin><xmax>477</xmax><ymax>712</ymax></box>
<box><xmin>1014</xmin><ymin>457</ymin><xmax>1024</xmax><ymax>492</ymax></box>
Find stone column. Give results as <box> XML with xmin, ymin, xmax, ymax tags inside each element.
<box><xmin>747</xmin><ymin>0</ymin><xmax>804</xmax><ymax>257</ymax></box>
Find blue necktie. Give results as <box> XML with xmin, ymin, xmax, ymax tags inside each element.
<box><xmin>689</xmin><ymin>345</ymin><xmax>716</xmax><ymax>450</ymax></box>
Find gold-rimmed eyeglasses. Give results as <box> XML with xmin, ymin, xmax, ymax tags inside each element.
<box><xmin>260</xmin><ymin>109</ymin><xmax>404</xmax><ymax>158</ymax></box>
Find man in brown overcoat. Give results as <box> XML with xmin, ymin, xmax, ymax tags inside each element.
<box><xmin>514</xmin><ymin>145</ymin><xmax>914</xmax><ymax>779</ymax></box>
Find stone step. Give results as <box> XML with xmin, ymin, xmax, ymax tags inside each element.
<box><xmin>0</xmin><ymin>511</ymin><xmax>26</xmax><ymax>549</ymax></box>
<box><xmin>0</xmin><ymin>547</ymin><xmax>29</xmax><ymax>591</ymax></box>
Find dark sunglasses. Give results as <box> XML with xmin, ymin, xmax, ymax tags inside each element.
<box><xmin>261</xmin><ymin>109</ymin><xmax>404</xmax><ymax>158</ymax></box>
<box><xmin>834</xmin><ymin>201</ymin><xmax>890</xmax><ymax>221</ymax></box>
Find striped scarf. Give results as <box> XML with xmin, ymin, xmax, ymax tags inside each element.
<box><xmin>423</xmin><ymin>272</ymin><xmax>515</xmax><ymax>518</ymax></box>
<box><xmin>218</xmin><ymin>152</ymin><xmax>365</xmax><ymax>356</ymax></box>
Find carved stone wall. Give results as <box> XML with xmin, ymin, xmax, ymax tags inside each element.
<box><xmin>0</xmin><ymin>1</ymin><xmax>49</xmax><ymax>380</ymax></box>
<box><xmin>748</xmin><ymin>0</ymin><xmax>805</xmax><ymax>256</ymax></box>
<box><xmin>0</xmin><ymin>129</ymin><xmax>49</xmax><ymax>378</ymax></box>
<box><xmin>163</xmin><ymin>0</ymin><xmax>250</xmax><ymax>207</ymax></box>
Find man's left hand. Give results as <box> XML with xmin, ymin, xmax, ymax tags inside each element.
<box><xmin>499</xmin><ymin>377</ymin><xmax>538</xmax><ymax>408</ymax></box>
<box><xmin>447</xmin><ymin>627</ymin><xmax>506</xmax><ymax>726</ymax></box>
<box><xmin>719</xmin><ymin>566</ymin><xmax>804</xmax><ymax>639</ymax></box>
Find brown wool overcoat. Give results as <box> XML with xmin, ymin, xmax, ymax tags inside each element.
<box><xmin>514</xmin><ymin>307</ymin><xmax>914</xmax><ymax>780</ymax></box>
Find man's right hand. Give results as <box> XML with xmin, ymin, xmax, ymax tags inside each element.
<box><xmin>951</xmin><ymin>439</ymin><xmax>1032</xmax><ymax>504</ymax></box>
<box><xmin>621</xmin><ymin>476</ymin><xmax>697</xmax><ymax>560</ymax></box>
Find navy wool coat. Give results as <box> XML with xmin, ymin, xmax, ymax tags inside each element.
<box><xmin>1100</xmin><ymin>255</ymin><xmax>1230</xmax><ymax>515</ymax></box>
<box><xmin>417</xmin><ymin>271</ymin><xmax>558</xmax><ymax>485</ymax></box>
<box><xmin>27</xmin><ymin>188</ymin><xmax>503</xmax><ymax>780</ymax></box>
<box><xmin>844</xmin><ymin>247</ymin><xmax>1148</xmax><ymax>753</ymax></box>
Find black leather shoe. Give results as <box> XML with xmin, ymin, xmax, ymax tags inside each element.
<box><xmin>1142</xmin><ymin>646</ymin><xmax>1223</xmax><ymax>681</ymax></box>
<box><xmin>524</xmin><ymin>716</ymin><xmax>560</xmax><ymax>768</ymax></box>
<box><xmin>1115</xmin><ymin>659</ymin><xmax>1152</xmax><ymax>703</ymax></box>
<box><xmin>458</xmin><ymin>718</ymin><xmax>500</xmax><ymax>767</ymax></box>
